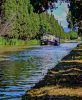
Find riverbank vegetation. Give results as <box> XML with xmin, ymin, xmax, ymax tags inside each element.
<box><xmin>0</xmin><ymin>0</ymin><xmax>68</xmax><ymax>45</ymax></box>
<box><xmin>68</xmin><ymin>31</ymin><xmax>78</xmax><ymax>40</ymax></box>
<box><xmin>0</xmin><ymin>37</ymin><xmax>39</xmax><ymax>45</ymax></box>
<box><xmin>29</xmin><ymin>0</ymin><xmax>82</xmax><ymax>37</ymax></box>
<box><xmin>0</xmin><ymin>0</ymin><xmax>78</xmax><ymax>46</ymax></box>
<box><xmin>24</xmin><ymin>44</ymin><xmax>82</xmax><ymax>99</ymax></box>
<box><xmin>0</xmin><ymin>31</ymin><xmax>79</xmax><ymax>45</ymax></box>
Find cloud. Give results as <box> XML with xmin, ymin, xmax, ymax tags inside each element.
<box><xmin>54</xmin><ymin>13</ymin><xmax>68</xmax><ymax>27</ymax></box>
<box><xmin>52</xmin><ymin>2</ymin><xmax>69</xmax><ymax>27</ymax></box>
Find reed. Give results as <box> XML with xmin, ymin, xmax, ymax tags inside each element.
<box><xmin>0</xmin><ymin>37</ymin><xmax>39</xmax><ymax>46</ymax></box>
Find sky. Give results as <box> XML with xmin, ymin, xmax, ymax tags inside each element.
<box><xmin>53</xmin><ymin>2</ymin><xmax>68</xmax><ymax>26</ymax></box>
<box><xmin>48</xmin><ymin>2</ymin><xmax>70</xmax><ymax>32</ymax></box>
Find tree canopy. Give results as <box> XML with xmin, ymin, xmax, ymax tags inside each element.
<box><xmin>0</xmin><ymin>0</ymin><xmax>68</xmax><ymax>40</ymax></box>
<box><xmin>30</xmin><ymin>0</ymin><xmax>82</xmax><ymax>35</ymax></box>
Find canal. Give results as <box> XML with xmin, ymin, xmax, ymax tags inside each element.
<box><xmin>0</xmin><ymin>43</ymin><xmax>78</xmax><ymax>100</ymax></box>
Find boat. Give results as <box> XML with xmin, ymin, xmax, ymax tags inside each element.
<box><xmin>40</xmin><ymin>34</ymin><xmax>60</xmax><ymax>46</ymax></box>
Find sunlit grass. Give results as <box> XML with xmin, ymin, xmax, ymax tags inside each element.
<box><xmin>27</xmin><ymin>86</ymin><xmax>82</xmax><ymax>97</ymax></box>
<box><xmin>0</xmin><ymin>37</ymin><xmax>39</xmax><ymax>46</ymax></box>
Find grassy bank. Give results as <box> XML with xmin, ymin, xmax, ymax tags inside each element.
<box><xmin>0</xmin><ymin>37</ymin><xmax>39</xmax><ymax>46</ymax></box>
<box><xmin>23</xmin><ymin>44</ymin><xmax>82</xmax><ymax>100</ymax></box>
<box><xmin>0</xmin><ymin>37</ymin><xmax>39</xmax><ymax>60</ymax></box>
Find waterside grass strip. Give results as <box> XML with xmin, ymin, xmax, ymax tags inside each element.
<box><xmin>0</xmin><ymin>37</ymin><xmax>39</xmax><ymax>46</ymax></box>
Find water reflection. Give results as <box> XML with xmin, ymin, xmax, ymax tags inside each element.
<box><xmin>0</xmin><ymin>43</ymin><xmax>78</xmax><ymax>99</ymax></box>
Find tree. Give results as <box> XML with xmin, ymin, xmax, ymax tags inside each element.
<box><xmin>30</xmin><ymin>0</ymin><xmax>82</xmax><ymax>36</ymax></box>
<box><xmin>0</xmin><ymin>0</ymin><xmax>67</xmax><ymax>40</ymax></box>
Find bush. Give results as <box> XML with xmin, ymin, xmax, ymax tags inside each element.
<box><xmin>69</xmin><ymin>31</ymin><xmax>78</xmax><ymax>40</ymax></box>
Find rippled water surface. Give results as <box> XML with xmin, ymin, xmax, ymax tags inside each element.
<box><xmin>0</xmin><ymin>43</ymin><xmax>78</xmax><ymax>100</ymax></box>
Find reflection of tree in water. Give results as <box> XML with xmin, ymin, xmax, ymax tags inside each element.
<box><xmin>0</xmin><ymin>56</ymin><xmax>42</xmax><ymax>88</ymax></box>
<box><xmin>0</xmin><ymin>55</ymin><xmax>43</xmax><ymax>99</ymax></box>
<box><xmin>0</xmin><ymin>57</ymin><xmax>41</xmax><ymax>79</ymax></box>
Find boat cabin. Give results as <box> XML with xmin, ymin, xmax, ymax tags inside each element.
<box><xmin>40</xmin><ymin>34</ymin><xmax>60</xmax><ymax>46</ymax></box>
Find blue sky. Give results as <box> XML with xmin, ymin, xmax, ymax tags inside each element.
<box><xmin>48</xmin><ymin>2</ymin><xmax>69</xmax><ymax>29</ymax></box>
<box><xmin>53</xmin><ymin>2</ymin><xmax>68</xmax><ymax>27</ymax></box>
<box><xmin>64</xmin><ymin>27</ymin><xmax>70</xmax><ymax>32</ymax></box>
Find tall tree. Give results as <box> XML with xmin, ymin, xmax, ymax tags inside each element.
<box><xmin>0</xmin><ymin>0</ymin><xmax>67</xmax><ymax>40</ymax></box>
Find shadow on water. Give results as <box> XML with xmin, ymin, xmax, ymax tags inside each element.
<box><xmin>0</xmin><ymin>43</ymin><xmax>78</xmax><ymax>99</ymax></box>
<box><xmin>31</xmin><ymin>59</ymin><xmax>82</xmax><ymax>89</ymax></box>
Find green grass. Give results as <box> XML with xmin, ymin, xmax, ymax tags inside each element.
<box><xmin>0</xmin><ymin>37</ymin><xmax>39</xmax><ymax>46</ymax></box>
<box><xmin>60</xmin><ymin>39</ymin><xmax>65</xmax><ymax>43</ymax></box>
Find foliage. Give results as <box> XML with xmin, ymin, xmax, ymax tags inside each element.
<box><xmin>29</xmin><ymin>0</ymin><xmax>82</xmax><ymax>36</ymax></box>
<box><xmin>30</xmin><ymin>0</ymin><xmax>58</xmax><ymax>13</ymax></box>
<box><xmin>0</xmin><ymin>37</ymin><xmax>39</xmax><ymax>45</ymax></box>
<box><xmin>67</xmin><ymin>0</ymin><xmax>82</xmax><ymax>36</ymax></box>
<box><xmin>69</xmin><ymin>31</ymin><xmax>78</xmax><ymax>40</ymax></box>
<box><xmin>0</xmin><ymin>0</ymin><xmax>67</xmax><ymax>41</ymax></box>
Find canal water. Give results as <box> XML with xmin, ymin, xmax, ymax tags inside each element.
<box><xmin>0</xmin><ymin>43</ymin><xmax>78</xmax><ymax>100</ymax></box>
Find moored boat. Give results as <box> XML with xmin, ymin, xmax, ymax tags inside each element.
<box><xmin>40</xmin><ymin>34</ymin><xmax>60</xmax><ymax>46</ymax></box>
